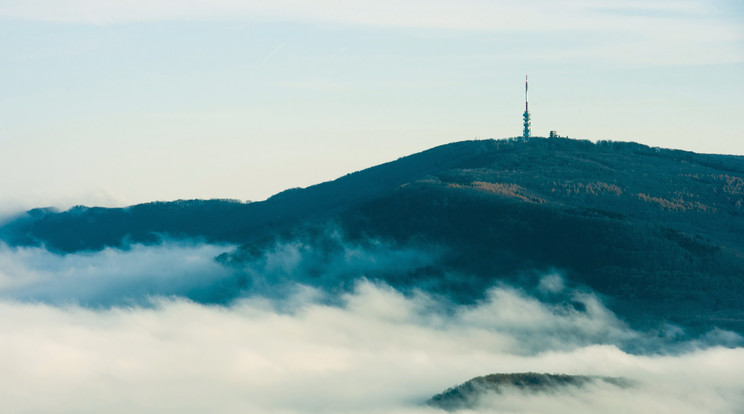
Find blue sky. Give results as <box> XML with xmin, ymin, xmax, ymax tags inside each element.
<box><xmin>1</xmin><ymin>0</ymin><xmax>742</xmax><ymax>212</ymax></box>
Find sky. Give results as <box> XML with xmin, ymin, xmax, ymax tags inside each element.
<box><xmin>1</xmin><ymin>0</ymin><xmax>743</xmax><ymax>213</ymax></box>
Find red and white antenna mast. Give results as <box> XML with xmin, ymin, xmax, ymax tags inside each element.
<box><xmin>522</xmin><ymin>75</ymin><xmax>531</xmax><ymax>139</ymax></box>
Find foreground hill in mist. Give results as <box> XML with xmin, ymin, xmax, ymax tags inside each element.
<box><xmin>2</xmin><ymin>137</ymin><xmax>743</xmax><ymax>334</ymax></box>
<box><xmin>428</xmin><ymin>372</ymin><xmax>632</xmax><ymax>411</ymax></box>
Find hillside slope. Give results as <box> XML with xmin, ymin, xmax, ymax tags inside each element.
<box><xmin>2</xmin><ymin>137</ymin><xmax>743</xmax><ymax>333</ymax></box>
<box><xmin>0</xmin><ymin>140</ymin><xmax>493</xmax><ymax>252</ymax></box>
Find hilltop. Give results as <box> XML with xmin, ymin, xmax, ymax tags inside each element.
<box><xmin>427</xmin><ymin>372</ymin><xmax>632</xmax><ymax>411</ymax></box>
<box><xmin>2</xmin><ymin>137</ymin><xmax>743</xmax><ymax>334</ymax></box>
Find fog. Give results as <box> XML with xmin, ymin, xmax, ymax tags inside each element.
<box><xmin>0</xmin><ymin>241</ymin><xmax>742</xmax><ymax>413</ymax></box>
<box><xmin>0</xmin><ymin>241</ymin><xmax>238</xmax><ymax>306</ymax></box>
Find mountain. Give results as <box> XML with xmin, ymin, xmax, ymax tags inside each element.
<box><xmin>0</xmin><ymin>138</ymin><xmax>491</xmax><ymax>252</ymax></box>
<box><xmin>427</xmin><ymin>372</ymin><xmax>632</xmax><ymax>411</ymax></box>
<box><xmin>2</xmin><ymin>137</ymin><xmax>743</xmax><ymax>334</ymax></box>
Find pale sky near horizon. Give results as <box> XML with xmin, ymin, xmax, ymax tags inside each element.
<box><xmin>1</xmin><ymin>0</ymin><xmax>742</xmax><ymax>214</ymax></box>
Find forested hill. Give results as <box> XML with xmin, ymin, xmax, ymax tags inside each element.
<box><xmin>0</xmin><ymin>138</ymin><xmax>500</xmax><ymax>252</ymax></box>
<box><xmin>2</xmin><ymin>137</ymin><xmax>744</xmax><ymax>333</ymax></box>
<box><xmin>427</xmin><ymin>373</ymin><xmax>632</xmax><ymax>411</ymax></box>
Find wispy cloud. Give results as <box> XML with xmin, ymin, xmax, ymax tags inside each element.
<box><xmin>1</xmin><ymin>0</ymin><xmax>739</xmax><ymax>66</ymax></box>
<box><xmin>0</xmin><ymin>0</ymin><xmax>719</xmax><ymax>29</ymax></box>
<box><xmin>0</xmin><ymin>241</ymin><xmax>239</xmax><ymax>306</ymax></box>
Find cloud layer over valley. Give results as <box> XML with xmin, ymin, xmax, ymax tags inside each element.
<box><xmin>0</xmin><ymin>241</ymin><xmax>238</xmax><ymax>306</ymax></box>
<box><xmin>0</xmin><ymin>239</ymin><xmax>742</xmax><ymax>413</ymax></box>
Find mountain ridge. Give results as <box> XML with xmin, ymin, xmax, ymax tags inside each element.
<box><xmin>5</xmin><ymin>137</ymin><xmax>742</xmax><ymax>252</ymax></box>
<box><xmin>2</xmin><ymin>137</ymin><xmax>743</xmax><ymax>335</ymax></box>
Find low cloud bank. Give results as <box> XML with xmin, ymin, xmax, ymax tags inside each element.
<box><xmin>0</xmin><ymin>239</ymin><xmax>742</xmax><ymax>412</ymax></box>
<box><xmin>0</xmin><ymin>231</ymin><xmax>442</xmax><ymax>306</ymax></box>
<box><xmin>0</xmin><ymin>280</ymin><xmax>742</xmax><ymax>413</ymax></box>
<box><xmin>0</xmin><ymin>241</ymin><xmax>238</xmax><ymax>306</ymax></box>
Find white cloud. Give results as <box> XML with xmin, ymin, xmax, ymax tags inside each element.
<box><xmin>0</xmin><ymin>0</ymin><xmax>739</xmax><ymax>67</ymax></box>
<box><xmin>0</xmin><ymin>241</ymin><xmax>238</xmax><ymax>306</ymax></box>
<box><xmin>0</xmin><ymin>235</ymin><xmax>742</xmax><ymax>413</ymax></box>
<box><xmin>0</xmin><ymin>278</ymin><xmax>742</xmax><ymax>413</ymax></box>
<box><xmin>0</xmin><ymin>0</ymin><xmax>725</xmax><ymax>31</ymax></box>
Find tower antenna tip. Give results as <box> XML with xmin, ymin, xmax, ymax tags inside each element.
<box><xmin>523</xmin><ymin>75</ymin><xmax>531</xmax><ymax>139</ymax></box>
